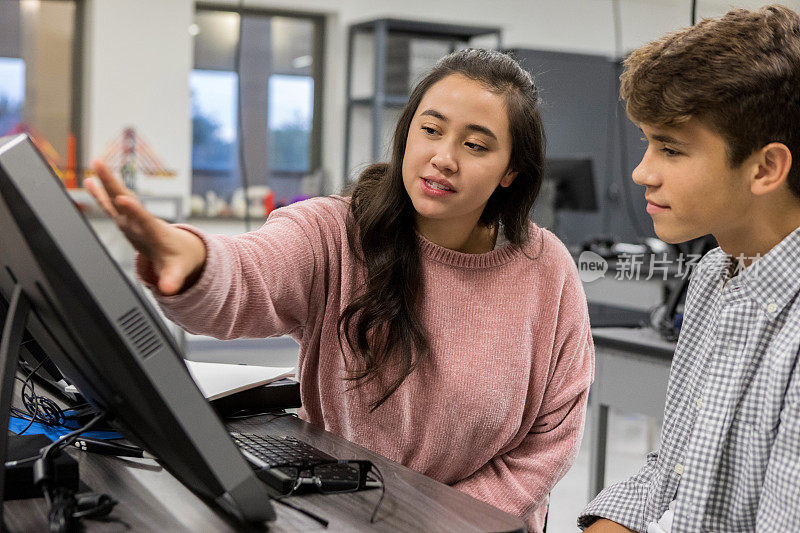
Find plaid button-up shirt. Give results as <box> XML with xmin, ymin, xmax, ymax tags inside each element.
<box><xmin>579</xmin><ymin>227</ymin><xmax>800</xmax><ymax>532</ymax></box>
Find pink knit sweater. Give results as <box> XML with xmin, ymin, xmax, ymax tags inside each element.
<box><xmin>138</xmin><ymin>196</ymin><xmax>594</xmax><ymax>532</ymax></box>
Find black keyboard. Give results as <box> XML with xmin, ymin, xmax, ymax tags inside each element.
<box><xmin>230</xmin><ymin>432</ymin><xmax>336</xmax><ymax>493</ymax></box>
<box><xmin>230</xmin><ymin>433</ymin><xmax>335</xmax><ymax>467</ymax></box>
<box><xmin>230</xmin><ymin>432</ymin><xmax>379</xmax><ymax>494</ymax></box>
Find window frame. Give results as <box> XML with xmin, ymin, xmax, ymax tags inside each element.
<box><xmin>193</xmin><ymin>3</ymin><xmax>325</xmax><ymax>184</ymax></box>
<box><xmin>0</xmin><ymin>0</ymin><xmax>85</xmax><ymax>184</ymax></box>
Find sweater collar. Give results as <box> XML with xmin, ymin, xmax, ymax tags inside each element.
<box><xmin>415</xmin><ymin>222</ymin><xmax>543</xmax><ymax>269</ymax></box>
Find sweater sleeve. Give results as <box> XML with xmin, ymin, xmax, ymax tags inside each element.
<box><xmin>136</xmin><ymin>203</ymin><xmax>328</xmax><ymax>340</ymax></box>
<box><xmin>452</xmin><ymin>265</ymin><xmax>595</xmax><ymax>532</ymax></box>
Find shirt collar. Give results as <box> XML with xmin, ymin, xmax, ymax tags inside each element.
<box><xmin>739</xmin><ymin>224</ymin><xmax>800</xmax><ymax>316</ymax></box>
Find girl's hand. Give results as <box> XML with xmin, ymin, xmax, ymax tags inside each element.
<box><xmin>85</xmin><ymin>159</ymin><xmax>207</xmax><ymax>295</ymax></box>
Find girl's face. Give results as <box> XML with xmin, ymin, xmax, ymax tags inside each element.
<box><xmin>402</xmin><ymin>74</ymin><xmax>517</xmax><ymax>234</ymax></box>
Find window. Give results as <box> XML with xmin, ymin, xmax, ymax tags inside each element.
<box><xmin>190</xmin><ymin>69</ymin><xmax>239</xmax><ymax>198</ymax></box>
<box><xmin>268</xmin><ymin>74</ymin><xmax>313</xmax><ymax>172</ymax></box>
<box><xmin>0</xmin><ymin>0</ymin><xmax>82</xmax><ymax>186</ymax></box>
<box><xmin>0</xmin><ymin>58</ymin><xmax>25</xmax><ymax>135</ymax></box>
<box><xmin>191</xmin><ymin>7</ymin><xmax>323</xmax><ymax>215</ymax></box>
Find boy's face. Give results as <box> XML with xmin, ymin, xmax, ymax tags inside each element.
<box><xmin>633</xmin><ymin>118</ymin><xmax>753</xmax><ymax>244</ymax></box>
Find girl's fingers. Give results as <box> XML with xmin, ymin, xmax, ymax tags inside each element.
<box><xmin>114</xmin><ymin>194</ymin><xmax>157</xmax><ymax>229</ymax></box>
<box><xmin>113</xmin><ymin>195</ymin><xmax>167</xmax><ymax>254</ymax></box>
<box><xmin>84</xmin><ymin>177</ymin><xmax>119</xmax><ymax>219</ymax></box>
<box><xmin>88</xmin><ymin>159</ymin><xmax>193</xmax><ymax>295</ymax></box>
<box><xmin>91</xmin><ymin>159</ymin><xmax>131</xmax><ymax>199</ymax></box>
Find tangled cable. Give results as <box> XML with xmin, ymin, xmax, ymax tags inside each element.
<box><xmin>35</xmin><ymin>413</ymin><xmax>119</xmax><ymax>532</ymax></box>
<box><xmin>11</xmin><ymin>358</ymin><xmax>92</xmax><ymax>435</ymax></box>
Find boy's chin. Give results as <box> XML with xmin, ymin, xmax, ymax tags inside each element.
<box><xmin>653</xmin><ymin>223</ymin><xmax>704</xmax><ymax>244</ymax></box>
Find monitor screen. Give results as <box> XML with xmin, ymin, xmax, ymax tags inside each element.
<box><xmin>543</xmin><ymin>157</ymin><xmax>598</xmax><ymax>212</ymax></box>
<box><xmin>0</xmin><ymin>134</ymin><xmax>274</xmax><ymax>524</ymax></box>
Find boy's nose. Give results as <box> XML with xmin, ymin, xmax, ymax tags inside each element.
<box><xmin>631</xmin><ymin>158</ymin><xmax>658</xmax><ymax>187</ymax></box>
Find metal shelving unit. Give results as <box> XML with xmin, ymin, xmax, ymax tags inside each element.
<box><xmin>343</xmin><ymin>18</ymin><xmax>501</xmax><ymax>180</ymax></box>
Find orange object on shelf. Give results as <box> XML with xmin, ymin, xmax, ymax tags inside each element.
<box><xmin>64</xmin><ymin>133</ymin><xmax>77</xmax><ymax>188</ymax></box>
<box><xmin>263</xmin><ymin>190</ymin><xmax>275</xmax><ymax>216</ymax></box>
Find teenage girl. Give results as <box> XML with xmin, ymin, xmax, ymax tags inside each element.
<box><xmin>87</xmin><ymin>49</ymin><xmax>594</xmax><ymax>532</ymax></box>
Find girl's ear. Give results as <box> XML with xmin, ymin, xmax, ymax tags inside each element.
<box><xmin>500</xmin><ymin>169</ymin><xmax>518</xmax><ymax>188</ymax></box>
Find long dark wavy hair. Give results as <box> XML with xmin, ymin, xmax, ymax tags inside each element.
<box><xmin>338</xmin><ymin>49</ymin><xmax>546</xmax><ymax>410</ymax></box>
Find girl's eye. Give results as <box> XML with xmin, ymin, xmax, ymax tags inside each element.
<box><xmin>465</xmin><ymin>142</ymin><xmax>487</xmax><ymax>152</ymax></box>
<box><xmin>421</xmin><ymin>126</ymin><xmax>438</xmax><ymax>135</ymax></box>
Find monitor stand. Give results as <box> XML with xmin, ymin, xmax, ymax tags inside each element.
<box><xmin>0</xmin><ymin>284</ymin><xmax>31</xmax><ymax>527</ymax></box>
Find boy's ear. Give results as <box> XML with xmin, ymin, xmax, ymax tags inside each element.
<box><xmin>500</xmin><ymin>168</ymin><xmax>518</xmax><ymax>188</ymax></box>
<box><xmin>751</xmin><ymin>142</ymin><xmax>792</xmax><ymax>196</ymax></box>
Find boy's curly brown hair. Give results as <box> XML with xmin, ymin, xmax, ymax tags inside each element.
<box><xmin>620</xmin><ymin>4</ymin><xmax>800</xmax><ymax>196</ymax></box>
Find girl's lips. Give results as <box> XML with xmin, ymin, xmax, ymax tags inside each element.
<box><xmin>646</xmin><ymin>201</ymin><xmax>670</xmax><ymax>214</ymax></box>
<box><xmin>420</xmin><ymin>178</ymin><xmax>456</xmax><ymax>197</ymax></box>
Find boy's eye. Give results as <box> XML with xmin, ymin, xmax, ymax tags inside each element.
<box><xmin>661</xmin><ymin>147</ymin><xmax>681</xmax><ymax>157</ymax></box>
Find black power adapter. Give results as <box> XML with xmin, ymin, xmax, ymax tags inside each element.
<box><xmin>4</xmin><ymin>434</ymin><xmax>78</xmax><ymax>500</ymax></box>
<box><xmin>211</xmin><ymin>378</ymin><xmax>301</xmax><ymax>417</ymax></box>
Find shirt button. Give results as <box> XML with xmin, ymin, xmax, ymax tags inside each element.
<box><xmin>696</xmin><ymin>398</ymin><xmax>703</xmax><ymax>409</ymax></box>
<box><xmin>674</xmin><ymin>463</ymin><xmax>684</xmax><ymax>475</ymax></box>
<box><xmin>767</xmin><ymin>302</ymin><xmax>779</xmax><ymax>314</ymax></box>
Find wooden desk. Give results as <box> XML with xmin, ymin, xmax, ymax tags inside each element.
<box><xmin>5</xmin><ymin>413</ymin><xmax>525</xmax><ymax>532</ymax></box>
<box><xmin>588</xmin><ymin>327</ymin><xmax>676</xmax><ymax>500</ymax></box>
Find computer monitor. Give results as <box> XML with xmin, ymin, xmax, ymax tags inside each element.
<box><xmin>0</xmin><ymin>134</ymin><xmax>275</xmax><ymax>525</ymax></box>
<box><xmin>543</xmin><ymin>157</ymin><xmax>598</xmax><ymax>212</ymax></box>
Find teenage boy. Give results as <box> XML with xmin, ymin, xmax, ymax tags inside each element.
<box><xmin>579</xmin><ymin>5</ymin><xmax>800</xmax><ymax>532</ymax></box>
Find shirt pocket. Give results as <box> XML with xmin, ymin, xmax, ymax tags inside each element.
<box><xmin>736</xmin><ymin>355</ymin><xmax>782</xmax><ymax>434</ymax></box>
<box><xmin>715</xmin><ymin>419</ymin><xmax>775</xmax><ymax>527</ymax></box>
